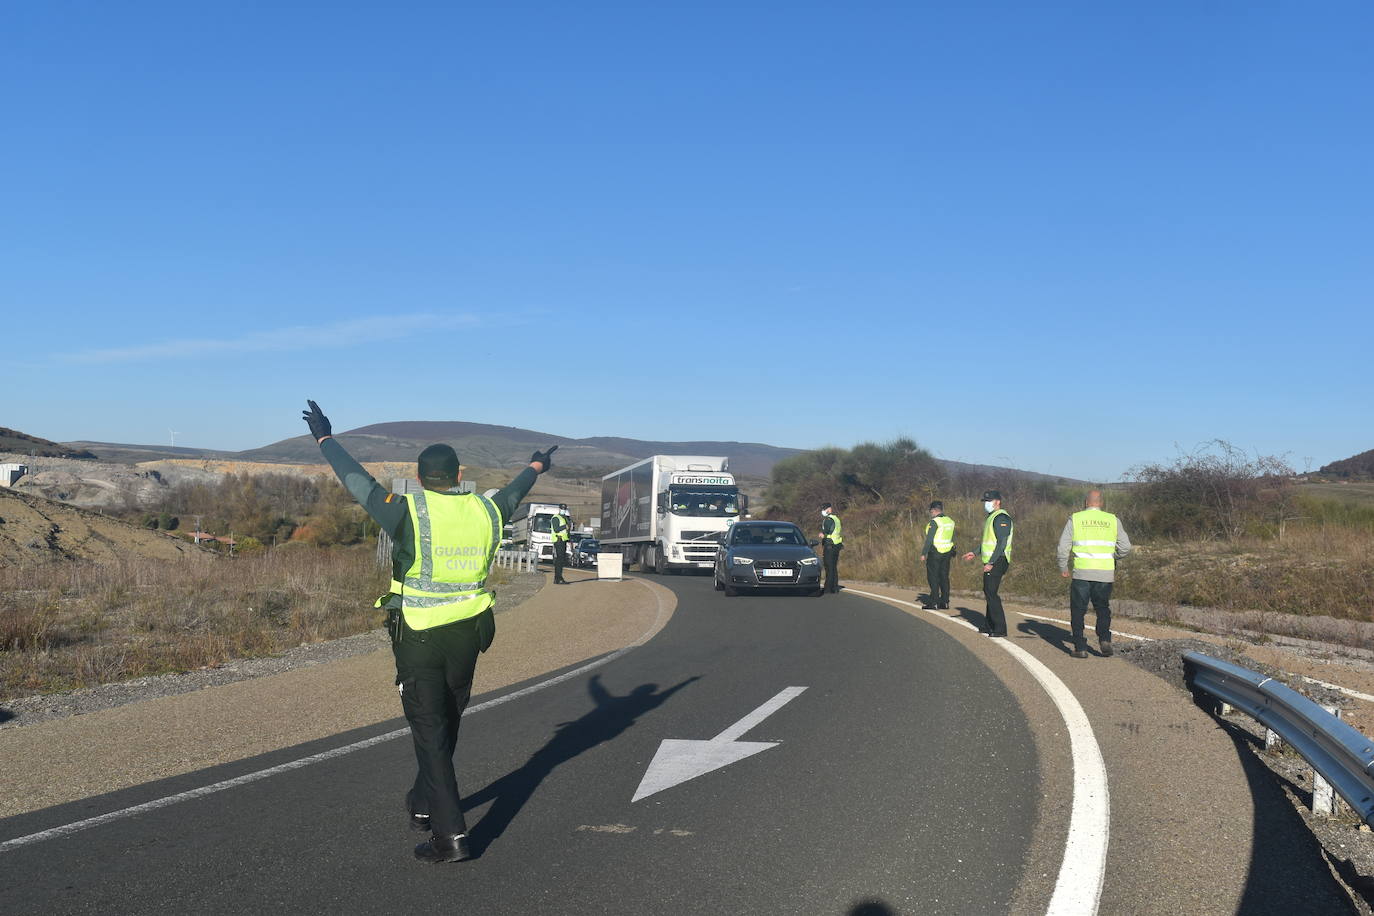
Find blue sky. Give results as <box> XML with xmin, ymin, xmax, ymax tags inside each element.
<box><xmin>3</xmin><ymin>1</ymin><xmax>1369</xmax><ymax>480</ymax></box>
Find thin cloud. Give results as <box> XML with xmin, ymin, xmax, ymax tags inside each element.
<box><xmin>60</xmin><ymin>313</ymin><xmax>480</xmax><ymax>364</ymax></box>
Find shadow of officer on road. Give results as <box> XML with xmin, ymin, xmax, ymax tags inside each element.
<box><xmin>462</xmin><ymin>673</ymin><xmax>700</xmax><ymax>855</ymax></box>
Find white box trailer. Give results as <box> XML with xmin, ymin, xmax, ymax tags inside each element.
<box><xmin>509</xmin><ymin>501</ymin><xmax>566</xmax><ymax>561</ymax></box>
<box><xmin>599</xmin><ymin>456</ymin><xmax>744</xmax><ymax>574</ymax></box>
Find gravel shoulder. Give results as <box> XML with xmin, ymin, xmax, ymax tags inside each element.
<box><xmin>0</xmin><ymin>568</ymin><xmax>675</xmax><ymax>818</ymax></box>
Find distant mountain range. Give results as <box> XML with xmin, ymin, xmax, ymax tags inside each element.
<box><xmin>63</xmin><ymin>419</ymin><xmax>1079</xmax><ymax>484</ymax></box>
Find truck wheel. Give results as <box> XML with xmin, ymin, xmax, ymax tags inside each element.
<box><xmin>640</xmin><ymin>546</ymin><xmax>656</xmax><ymax>574</ymax></box>
<box><xmin>655</xmin><ymin>551</ymin><xmax>668</xmax><ymax>575</ymax></box>
<box><xmin>714</xmin><ymin>575</ymin><xmax>724</xmax><ymax>591</ymax></box>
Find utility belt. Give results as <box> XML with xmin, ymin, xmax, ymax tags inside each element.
<box><xmin>377</xmin><ymin>592</ymin><xmax>495</xmax><ymax>652</ymax></box>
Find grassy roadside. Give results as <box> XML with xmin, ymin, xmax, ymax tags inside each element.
<box><xmin>0</xmin><ymin>548</ymin><xmax>517</xmax><ymax>700</ymax></box>
<box><xmin>839</xmin><ymin>496</ymin><xmax>1374</xmax><ymax>646</ymax></box>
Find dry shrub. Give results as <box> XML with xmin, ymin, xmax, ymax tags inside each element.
<box><xmin>0</xmin><ymin>547</ymin><xmax>388</xmax><ymax>699</ymax></box>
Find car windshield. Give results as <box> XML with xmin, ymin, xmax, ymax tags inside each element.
<box><xmin>580</xmin><ymin>540</ymin><xmax>599</xmax><ymax>550</ymax></box>
<box><xmin>669</xmin><ymin>489</ymin><xmax>740</xmax><ymax>517</ymax></box>
<box><xmin>730</xmin><ymin>525</ymin><xmax>805</xmax><ymax>546</ymax></box>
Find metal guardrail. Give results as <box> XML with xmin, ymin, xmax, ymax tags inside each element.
<box><xmin>493</xmin><ymin>548</ymin><xmax>539</xmax><ymax>573</ymax></box>
<box><xmin>1183</xmin><ymin>650</ymin><xmax>1374</xmax><ymax>823</ymax></box>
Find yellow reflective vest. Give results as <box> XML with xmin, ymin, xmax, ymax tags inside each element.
<box><xmin>391</xmin><ymin>490</ymin><xmax>502</xmax><ymax>630</ymax></box>
<box><xmin>825</xmin><ymin>513</ymin><xmax>843</xmax><ymax>545</ymax></box>
<box><xmin>980</xmin><ymin>509</ymin><xmax>1013</xmax><ymax>564</ymax></box>
<box><xmin>1071</xmin><ymin>508</ymin><xmax>1119</xmax><ymax>573</ymax></box>
<box><xmin>551</xmin><ymin>514</ymin><xmax>569</xmax><ymax>542</ymax></box>
<box><xmin>931</xmin><ymin>515</ymin><xmax>955</xmax><ymax>554</ymax></box>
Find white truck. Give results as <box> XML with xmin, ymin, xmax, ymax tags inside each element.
<box><xmin>508</xmin><ymin>501</ymin><xmax>566</xmax><ymax>562</ymax></box>
<box><xmin>599</xmin><ymin>456</ymin><xmax>744</xmax><ymax>574</ymax></box>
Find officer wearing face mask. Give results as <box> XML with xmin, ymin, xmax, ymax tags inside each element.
<box><xmin>962</xmin><ymin>489</ymin><xmax>1012</xmax><ymax>637</ymax></box>
<box><xmin>818</xmin><ymin>502</ymin><xmax>843</xmax><ymax>595</ymax></box>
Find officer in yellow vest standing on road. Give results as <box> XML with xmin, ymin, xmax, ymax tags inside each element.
<box><xmin>1058</xmin><ymin>489</ymin><xmax>1133</xmax><ymax>659</ymax></box>
<box><xmin>551</xmin><ymin>504</ymin><xmax>571</xmax><ymax>585</ymax></box>
<box><xmin>962</xmin><ymin>489</ymin><xmax>1013</xmax><ymax>637</ymax></box>
<box><xmin>819</xmin><ymin>502</ymin><xmax>843</xmax><ymax>595</ymax></box>
<box><xmin>920</xmin><ymin>501</ymin><xmax>956</xmax><ymax>610</ymax></box>
<box><xmin>302</xmin><ymin>400</ymin><xmax>557</xmax><ymax>864</ymax></box>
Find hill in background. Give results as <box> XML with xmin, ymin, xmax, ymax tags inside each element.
<box><xmin>68</xmin><ymin>420</ymin><xmax>1078</xmax><ymax>484</ymax></box>
<box><xmin>0</xmin><ymin>427</ymin><xmax>96</xmax><ymax>460</ymax></box>
<box><xmin>1320</xmin><ymin>448</ymin><xmax>1374</xmax><ymax>480</ymax></box>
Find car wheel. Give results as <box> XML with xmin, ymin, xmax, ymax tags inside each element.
<box><xmin>714</xmin><ymin>575</ymin><xmax>724</xmax><ymax>591</ymax></box>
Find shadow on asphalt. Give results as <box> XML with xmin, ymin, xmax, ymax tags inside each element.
<box><xmin>953</xmin><ymin>606</ymin><xmax>991</xmax><ymax>633</ymax></box>
<box><xmin>1209</xmin><ymin>717</ymin><xmax>1355</xmax><ymax>913</ymax></box>
<box><xmin>1016</xmin><ymin>618</ymin><xmax>1108</xmax><ymax>658</ymax></box>
<box><xmin>849</xmin><ymin>900</ymin><xmax>896</xmax><ymax>915</ymax></box>
<box><xmin>461</xmin><ymin>673</ymin><xmax>700</xmax><ymax>857</ymax></box>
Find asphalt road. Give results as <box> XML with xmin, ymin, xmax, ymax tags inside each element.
<box><xmin>1</xmin><ymin>575</ymin><xmax>1041</xmax><ymax>915</ymax></box>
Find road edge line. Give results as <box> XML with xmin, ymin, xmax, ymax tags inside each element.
<box><xmin>0</xmin><ymin>578</ymin><xmax>673</xmax><ymax>854</ymax></box>
<box><xmin>845</xmin><ymin>587</ymin><xmax>1108</xmax><ymax>916</ymax></box>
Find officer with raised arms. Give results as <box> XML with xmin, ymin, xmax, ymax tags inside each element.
<box><xmin>302</xmin><ymin>400</ymin><xmax>557</xmax><ymax>864</ymax></box>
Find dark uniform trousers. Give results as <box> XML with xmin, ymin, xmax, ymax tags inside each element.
<box><xmin>982</xmin><ymin>557</ymin><xmax>1010</xmax><ymax>636</ymax></box>
<box><xmin>553</xmin><ymin>540</ymin><xmax>568</xmax><ymax>581</ymax></box>
<box><xmin>925</xmin><ymin>551</ymin><xmax>952</xmax><ymax>606</ymax></box>
<box><xmin>393</xmin><ymin>608</ymin><xmax>494</xmax><ymax>837</ymax></box>
<box><xmin>1070</xmin><ymin>578</ymin><xmax>1113</xmax><ymax>649</ymax></box>
<box><xmin>823</xmin><ymin>542</ymin><xmax>842</xmax><ymax>593</ymax></box>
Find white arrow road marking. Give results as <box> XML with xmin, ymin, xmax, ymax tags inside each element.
<box><xmin>632</xmin><ymin>686</ymin><xmax>807</xmax><ymax>802</ymax></box>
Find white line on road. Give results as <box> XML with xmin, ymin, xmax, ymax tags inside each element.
<box><xmin>0</xmin><ymin>579</ymin><xmax>672</xmax><ymax>854</ymax></box>
<box><xmin>631</xmin><ymin>686</ymin><xmax>808</xmax><ymax>802</ymax></box>
<box><xmin>712</xmin><ymin>686</ymin><xmax>807</xmax><ymax>741</ymax></box>
<box><xmin>845</xmin><ymin>588</ymin><xmax>1109</xmax><ymax>916</ymax></box>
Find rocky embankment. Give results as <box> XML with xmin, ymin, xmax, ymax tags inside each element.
<box><xmin>0</xmin><ymin>485</ymin><xmax>209</xmax><ymax>565</ymax></box>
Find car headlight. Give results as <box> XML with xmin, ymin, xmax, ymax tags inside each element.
<box><xmin>732</xmin><ymin>556</ymin><xmax>754</xmax><ymax>566</ymax></box>
<box><xmin>799</xmin><ymin>557</ymin><xmax>820</xmax><ymax>566</ymax></box>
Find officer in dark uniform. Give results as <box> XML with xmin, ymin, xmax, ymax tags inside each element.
<box><xmin>551</xmin><ymin>504</ymin><xmax>571</xmax><ymax>585</ymax></box>
<box><xmin>921</xmin><ymin>500</ymin><xmax>956</xmax><ymax>610</ymax></box>
<box><xmin>819</xmin><ymin>502</ymin><xmax>843</xmax><ymax>595</ymax></box>
<box><xmin>963</xmin><ymin>489</ymin><xmax>1013</xmax><ymax>638</ymax></box>
<box><xmin>302</xmin><ymin>400</ymin><xmax>557</xmax><ymax>863</ymax></box>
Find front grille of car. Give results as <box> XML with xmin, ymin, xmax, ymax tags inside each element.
<box><xmin>754</xmin><ymin>559</ymin><xmax>799</xmax><ymax>582</ymax></box>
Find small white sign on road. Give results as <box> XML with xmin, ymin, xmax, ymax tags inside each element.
<box><xmin>597</xmin><ymin>552</ymin><xmax>623</xmax><ymax>580</ymax></box>
<box><xmin>632</xmin><ymin>686</ymin><xmax>807</xmax><ymax>802</ymax></box>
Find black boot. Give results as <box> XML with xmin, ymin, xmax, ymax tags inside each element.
<box><xmin>415</xmin><ymin>833</ymin><xmax>472</xmax><ymax>863</ymax></box>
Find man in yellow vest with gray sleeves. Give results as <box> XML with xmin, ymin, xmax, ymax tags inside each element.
<box><xmin>1058</xmin><ymin>489</ymin><xmax>1133</xmax><ymax>659</ymax></box>
<box><xmin>302</xmin><ymin>400</ymin><xmax>557</xmax><ymax>863</ymax></box>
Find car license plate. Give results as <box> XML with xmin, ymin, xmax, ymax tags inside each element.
<box><xmin>759</xmin><ymin>568</ymin><xmax>793</xmax><ymax>577</ymax></box>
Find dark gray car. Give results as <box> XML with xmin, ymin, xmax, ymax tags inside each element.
<box><xmin>713</xmin><ymin>520</ymin><xmax>822</xmax><ymax>596</ymax></box>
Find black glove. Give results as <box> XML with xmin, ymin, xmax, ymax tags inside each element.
<box><xmin>529</xmin><ymin>444</ymin><xmax>559</xmax><ymax>472</ymax></box>
<box><xmin>302</xmin><ymin>400</ymin><xmax>332</xmax><ymax>440</ymax></box>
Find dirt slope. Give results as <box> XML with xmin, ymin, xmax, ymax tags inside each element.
<box><xmin>0</xmin><ymin>487</ymin><xmax>209</xmax><ymax>565</ymax></box>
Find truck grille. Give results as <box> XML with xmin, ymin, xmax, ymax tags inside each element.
<box><xmin>681</xmin><ymin>531</ymin><xmax>722</xmax><ymax>542</ymax></box>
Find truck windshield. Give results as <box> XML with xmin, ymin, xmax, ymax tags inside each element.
<box><xmin>669</xmin><ymin>489</ymin><xmax>740</xmax><ymax>517</ymax></box>
<box><xmin>532</xmin><ymin>516</ymin><xmax>554</xmax><ymax>533</ymax></box>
